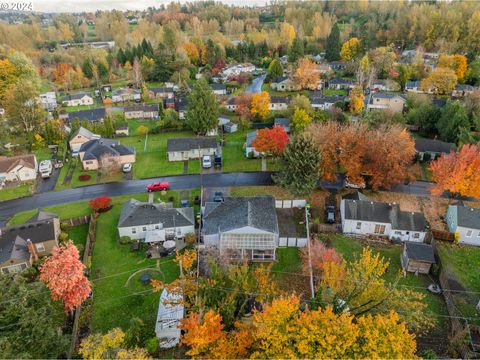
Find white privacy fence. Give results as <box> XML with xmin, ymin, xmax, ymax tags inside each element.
<box><xmin>276</xmin><ymin>199</ymin><xmax>308</xmax><ymax>248</ymax></box>
<box><xmin>275</xmin><ymin>199</ymin><xmax>307</xmax><ymax>208</ymax></box>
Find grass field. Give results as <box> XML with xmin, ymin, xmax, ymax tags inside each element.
<box><xmin>67</xmin><ymin>223</ymin><xmax>89</xmax><ymax>256</ymax></box>
<box><xmin>323</xmin><ymin>88</ymin><xmax>348</xmax><ymax>96</ymax></box>
<box><xmin>7</xmin><ymin>209</ymin><xmax>38</xmax><ymax>226</ymax></box>
<box><xmin>223</xmin><ymin>130</ymin><xmax>262</xmax><ymax>172</ymax></box>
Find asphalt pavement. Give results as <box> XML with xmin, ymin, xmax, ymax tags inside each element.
<box><xmin>246</xmin><ymin>74</ymin><xmax>266</xmax><ymax>93</ymax></box>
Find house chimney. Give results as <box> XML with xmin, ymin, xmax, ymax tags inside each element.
<box><xmin>26</xmin><ymin>239</ymin><xmax>38</xmax><ymax>261</ymax></box>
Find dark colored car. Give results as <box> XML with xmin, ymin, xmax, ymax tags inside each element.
<box><xmin>326</xmin><ymin>205</ymin><xmax>335</xmax><ymax>224</ymax></box>
<box><xmin>214</xmin><ymin>155</ymin><xmax>222</xmax><ymax>168</ymax></box>
<box><xmin>146</xmin><ymin>181</ymin><xmax>169</xmax><ymax>192</ymax></box>
<box><xmin>213</xmin><ymin>191</ymin><xmax>224</xmax><ymax>202</ymax></box>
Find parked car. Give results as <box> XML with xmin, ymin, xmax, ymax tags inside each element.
<box><xmin>214</xmin><ymin>155</ymin><xmax>222</xmax><ymax>168</ymax></box>
<box><xmin>202</xmin><ymin>155</ymin><xmax>212</xmax><ymax>169</ymax></box>
<box><xmin>146</xmin><ymin>181</ymin><xmax>169</xmax><ymax>192</ymax></box>
<box><xmin>213</xmin><ymin>191</ymin><xmax>224</xmax><ymax>202</ymax></box>
<box><xmin>326</xmin><ymin>205</ymin><xmax>335</xmax><ymax>224</ymax></box>
<box><xmin>39</xmin><ymin>160</ymin><xmax>53</xmax><ymax>179</ymax></box>
<box><xmin>122</xmin><ymin>163</ymin><xmax>132</xmax><ymax>173</ymax></box>
<box><xmin>344</xmin><ymin>177</ymin><xmax>366</xmax><ymax>189</ymax></box>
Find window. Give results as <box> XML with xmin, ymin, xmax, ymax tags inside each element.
<box><xmin>155</xmin><ymin>225</ymin><xmax>159</xmax><ymax>230</ymax></box>
<box><xmin>356</xmin><ymin>222</ymin><xmax>362</xmax><ymax>230</ymax></box>
<box><xmin>35</xmin><ymin>243</ymin><xmax>45</xmax><ymax>252</ymax></box>
<box><xmin>395</xmin><ymin>231</ymin><xmax>402</xmax><ymax>235</ymax></box>
<box><xmin>131</xmin><ymin>228</ymin><xmax>136</xmax><ymax>234</ymax></box>
<box><xmin>413</xmin><ymin>233</ymin><xmax>420</xmax><ymax>239</ymax></box>
<box><xmin>477</xmin><ymin>231</ymin><xmax>480</xmax><ymax>237</ymax></box>
<box><xmin>142</xmin><ymin>226</ymin><xmax>147</xmax><ymax>231</ymax></box>
<box><xmin>467</xmin><ymin>230</ymin><xmax>473</xmax><ymax>237</ymax></box>
<box><xmin>374</xmin><ymin>224</ymin><xmax>386</xmax><ymax>234</ymax></box>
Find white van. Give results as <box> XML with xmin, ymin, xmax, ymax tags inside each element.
<box><xmin>39</xmin><ymin>160</ymin><xmax>53</xmax><ymax>179</ymax></box>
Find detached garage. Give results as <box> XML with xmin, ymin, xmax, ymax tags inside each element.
<box><xmin>401</xmin><ymin>241</ymin><xmax>435</xmax><ymax>274</ymax></box>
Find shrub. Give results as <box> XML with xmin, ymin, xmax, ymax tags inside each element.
<box><xmin>145</xmin><ymin>337</ymin><xmax>159</xmax><ymax>355</ymax></box>
<box><xmin>119</xmin><ymin>236</ymin><xmax>132</xmax><ymax>245</ymax></box>
<box><xmin>185</xmin><ymin>232</ymin><xmax>196</xmax><ymax>246</ymax></box>
<box><xmin>59</xmin><ymin>231</ymin><xmax>69</xmax><ymax>243</ymax></box>
<box><xmin>168</xmin><ymin>196</ymin><xmax>175</xmax><ymax>203</ymax></box>
<box><xmin>78</xmin><ymin>174</ymin><xmax>91</xmax><ymax>181</ymax></box>
<box><xmin>89</xmin><ymin>195</ymin><xmax>113</xmax><ymax>212</ymax></box>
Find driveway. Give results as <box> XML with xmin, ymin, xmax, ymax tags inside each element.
<box><xmin>35</xmin><ymin>168</ymin><xmax>60</xmax><ymax>193</ymax></box>
<box><xmin>203</xmin><ymin>187</ymin><xmax>230</xmax><ymax>203</ymax></box>
<box><xmin>246</xmin><ymin>74</ymin><xmax>266</xmax><ymax>93</ymax></box>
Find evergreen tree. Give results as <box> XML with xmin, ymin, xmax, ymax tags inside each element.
<box><xmin>117</xmin><ymin>48</ymin><xmax>126</xmax><ymax>65</ymax></box>
<box><xmin>97</xmin><ymin>61</ymin><xmax>109</xmax><ymax>80</ymax></box>
<box><xmin>326</xmin><ymin>23</ymin><xmax>341</xmax><ymax>61</ymax></box>
<box><xmin>268</xmin><ymin>58</ymin><xmax>283</xmax><ymax>79</ymax></box>
<box><xmin>82</xmin><ymin>57</ymin><xmax>94</xmax><ymax>79</ymax></box>
<box><xmin>437</xmin><ymin>101</ymin><xmax>471</xmax><ymax>143</ymax></box>
<box><xmin>185</xmin><ymin>78</ymin><xmax>219</xmax><ymax>135</ymax></box>
<box><xmin>152</xmin><ymin>44</ymin><xmax>175</xmax><ymax>81</ymax></box>
<box><xmin>289</xmin><ymin>38</ymin><xmax>305</xmax><ymax>63</ymax></box>
<box><xmin>274</xmin><ymin>135</ymin><xmax>321</xmax><ymax>196</ymax></box>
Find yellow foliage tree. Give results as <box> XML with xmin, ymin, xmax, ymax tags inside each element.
<box><xmin>136</xmin><ymin>124</ymin><xmax>149</xmax><ymax>136</ymax></box>
<box><xmin>183</xmin><ymin>42</ymin><xmax>200</xmax><ymax>64</ymax></box>
<box><xmin>0</xmin><ymin>58</ymin><xmax>18</xmax><ymax>101</ymax></box>
<box><xmin>349</xmin><ymin>85</ymin><xmax>365</xmax><ymax>114</ymax></box>
<box><xmin>294</xmin><ymin>57</ymin><xmax>320</xmax><ymax>90</ymax></box>
<box><xmin>79</xmin><ymin>328</ymin><xmax>151</xmax><ymax>360</ymax></box>
<box><xmin>291</xmin><ymin>107</ymin><xmax>312</xmax><ymax>132</ymax></box>
<box><xmin>279</xmin><ymin>22</ymin><xmax>296</xmax><ymax>48</ymax></box>
<box><xmin>421</xmin><ymin>66</ymin><xmax>457</xmax><ymax>94</ymax></box>
<box><xmin>438</xmin><ymin>54</ymin><xmax>468</xmax><ymax>82</ymax></box>
<box><xmin>340</xmin><ymin>37</ymin><xmax>361</xmax><ymax>61</ymax></box>
<box><xmin>250</xmin><ymin>91</ymin><xmax>271</xmax><ymax>119</ymax></box>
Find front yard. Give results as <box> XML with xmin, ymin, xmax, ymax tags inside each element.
<box><xmin>0</xmin><ymin>182</ymin><xmax>34</xmax><ymax>202</ymax></box>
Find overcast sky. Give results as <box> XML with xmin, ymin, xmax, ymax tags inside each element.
<box><xmin>33</xmin><ymin>0</ymin><xmax>265</xmax><ymax>13</ymax></box>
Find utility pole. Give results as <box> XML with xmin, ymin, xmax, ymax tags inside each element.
<box><xmin>195</xmin><ymin>145</ymin><xmax>203</xmax><ymax>304</ymax></box>
<box><xmin>305</xmin><ymin>202</ymin><xmax>315</xmax><ymax>300</ymax></box>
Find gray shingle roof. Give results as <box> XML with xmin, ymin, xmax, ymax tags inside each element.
<box><xmin>149</xmin><ymin>87</ymin><xmax>174</xmax><ymax>94</ymax></box>
<box><xmin>124</xmin><ymin>103</ymin><xmax>159</xmax><ymax>113</ymax></box>
<box><xmin>342</xmin><ymin>191</ymin><xmax>371</xmax><ymax>201</ymax></box>
<box><xmin>343</xmin><ymin>199</ymin><xmax>427</xmax><ymax>231</ymax></box>
<box><xmin>245</xmin><ymin>131</ymin><xmax>257</xmax><ymax>147</ymax></box>
<box><xmin>454</xmin><ymin>204</ymin><xmax>480</xmax><ymax>230</ymax></box>
<box><xmin>202</xmin><ymin>196</ymin><xmax>279</xmax><ymax>235</ymax></box>
<box><xmin>329</xmin><ymin>78</ymin><xmax>354</xmax><ymax>85</ymax></box>
<box><xmin>405</xmin><ymin>242</ymin><xmax>435</xmax><ymax>263</ymax></box>
<box><xmin>270</xmin><ymin>96</ymin><xmax>291</xmax><ymax>104</ymax></box>
<box><xmin>71</xmin><ymin>126</ymin><xmax>95</xmax><ymax>140</ymax></box>
<box><xmin>371</xmin><ymin>92</ymin><xmax>406</xmax><ymax>100</ymax></box>
<box><xmin>80</xmin><ymin>139</ymin><xmax>134</xmax><ymax>160</ymax></box>
<box><xmin>167</xmin><ymin>137</ymin><xmax>217</xmax><ymax>152</ymax></box>
<box><xmin>405</xmin><ymin>80</ymin><xmax>420</xmax><ymax>88</ymax></box>
<box><xmin>414</xmin><ymin>138</ymin><xmax>454</xmax><ymax>154</ymax></box>
<box><xmin>118</xmin><ymin>199</ymin><xmax>194</xmax><ymax>228</ymax></box>
<box><xmin>211</xmin><ymin>84</ymin><xmax>226</xmax><ymax>90</ymax></box>
<box><xmin>0</xmin><ymin>219</ymin><xmax>57</xmax><ymax>264</ymax></box>
<box><xmin>68</xmin><ymin>108</ymin><xmax>106</xmax><ymax>122</ymax></box>
<box><xmin>271</xmin><ymin>76</ymin><xmax>289</xmax><ymax>83</ymax></box>
<box><xmin>61</xmin><ymin>92</ymin><xmax>90</xmax><ymax>102</ymax></box>
<box><xmin>274</xmin><ymin>118</ymin><xmax>290</xmax><ymax>128</ymax></box>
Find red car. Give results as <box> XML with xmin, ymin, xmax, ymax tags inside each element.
<box><xmin>146</xmin><ymin>181</ymin><xmax>169</xmax><ymax>192</ymax></box>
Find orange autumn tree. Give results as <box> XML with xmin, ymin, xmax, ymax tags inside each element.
<box><xmin>180</xmin><ymin>295</ymin><xmax>417</xmax><ymax>359</ymax></box>
<box><xmin>183</xmin><ymin>42</ymin><xmax>200</xmax><ymax>64</ymax></box>
<box><xmin>234</xmin><ymin>93</ymin><xmax>252</xmax><ymax>120</ymax></box>
<box><xmin>301</xmin><ymin>241</ymin><xmax>342</xmax><ymax>277</ymax></box>
<box><xmin>252</xmin><ymin>125</ymin><xmax>289</xmax><ymax>157</ymax></box>
<box><xmin>250</xmin><ymin>91</ymin><xmax>270</xmax><ymax>119</ymax></box>
<box><xmin>294</xmin><ymin>57</ymin><xmax>320</xmax><ymax>90</ymax></box>
<box><xmin>308</xmin><ymin>122</ymin><xmax>415</xmax><ymax>189</ymax></box>
<box><xmin>39</xmin><ymin>240</ymin><xmax>91</xmax><ymax>312</ymax></box>
<box><xmin>430</xmin><ymin>144</ymin><xmax>480</xmax><ymax>199</ymax></box>
<box><xmin>438</xmin><ymin>54</ymin><xmax>468</xmax><ymax>82</ymax></box>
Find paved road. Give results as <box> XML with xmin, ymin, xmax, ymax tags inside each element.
<box><xmin>246</xmin><ymin>74</ymin><xmax>266</xmax><ymax>93</ymax></box>
<box><xmin>0</xmin><ymin>172</ymin><xmax>275</xmax><ymax>223</ymax></box>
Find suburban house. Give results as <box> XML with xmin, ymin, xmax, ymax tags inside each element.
<box><xmin>225</xmin><ymin>97</ymin><xmax>237</xmax><ymax>111</ymax></box>
<box><xmin>446</xmin><ymin>202</ymin><xmax>480</xmax><ymax>246</ymax></box>
<box><xmin>202</xmin><ymin>196</ymin><xmax>279</xmax><ymax>261</ymax></box>
<box><xmin>244</xmin><ymin>131</ymin><xmax>260</xmax><ymax>158</ymax></box>
<box><xmin>115</xmin><ymin>125</ymin><xmax>129</xmax><ymax>136</ymax></box>
<box><xmin>223</xmin><ymin>121</ymin><xmax>238</xmax><ymax>133</ymax></box>
<box><xmin>328</xmin><ymin>78</ymin><xmax>355</xmax><ymax>90</ymax></box>
<box><xmin>317</xmin><ymin>64</ymin><xmax>331</xmax><ymax>74</ymax></box>
<box><xmin>270</xmin><ymin>76</ymin><xmax>296</xmax><ymax>92</ymax></box>
<box><xmin>452</xmin><ymin>84</ymin><xmax>477</xmax><ymax>97</ymax></box>
<box><xmin>366</xmin><ymin>93</ymin><xmax>406</xmax><ymax>113</ymax></box>
<box><xmin>175</xmin><ymin>98</ymin><xmax>188</xmax><ymax>120</ymax></box>
<box><xmin>101</xmin><ymin>84</ymin><xmax>112</xmax><ymax>92</ymax></box>
<box><xmin>405</xmin><ymin>80</ymin><xmax>434</xmax><ymax>94</ymax></box>
<box><xmin>270</xmin><ymin>96</ymin><xmax>290</xmax><ymax>111</ymax></box>
<box><xmin>222</xmin><ymin>63</ymin><xmax>256</xmax><ymax>79</ymax></box>
<box><xmin>155</xmin><ymin>289</ymin><xmax>184</xmax><ymax>348</ymax></box>
<box><xmin>69</xmin><ymin>127</ymin><xmax>100</xmax><ymax>152</ymax></box>
<box><xmin>414</xmin><ymin>138</ymin><xmax>454</xmax><ymax>161</ymax></box>
<box><xmin>371</xmin><ymin>79</ymin><xmax>399</xmax><ymax>92</ymax></box>
<box><xmin>124</xmin><ymin>103</ymin><xmax>160</xmax><ymax>120</ymax></box>
<box><xmin>39</xmin><ymin>92</ymin><xmax>57</xmax><ymax>110</ymax></box>
<box><xmin>328</xmin><ymin>61</ymin><xmax>347</xmax><ymax>71</ymax></box>
<box><xmin>112</xmin><ymin>88</ymin><xmax>141</xmax><ymax>102</ymax></box>
<box><xmin>118</xmin><ymin>199</ymin><xmax>195</xmax><ymax>242</ymax></box>
<box><xmin>211</xmin><ymin>84</ymin><xmax>227</xmax><ymax>95</ymax></box>
<box><xmin>166</xmin><ymin>137</ymin><xmax>217</xmax><ymax>161</ymax></box>
<box><xmin>79</xmin><ymin>138</ymin><xmax>135</xmax><ymax>170</ymax></box>
<box><xmin>400</xmin><ymin>241</ymin><xmax>436</xmax><ymax>274</ymax></box>
<box><xmin>0</xmin><ymin>216</ymin><xmax>60</xmax><ymax>274</ymax></box>
<box><xmin>60</xmin><ymin>92</ymin><xmax>94</xmax><ymax>107</ymax></box>
<box><xmin>67</xmin><ymin>108</ymin><xmax>106</xmax><ymax>123</ymax></box>
<box><xmin>149</xmin><ymin>87</ymin><xmax>174</xmax><ymax>99</ymax></box>
<box><xmin>274</xmin><ymin>118</ymin><xmax>291</xmax><ymax>133</ymax></box>
<box><xmin>311</xmin><ymin>94</ymin><xmax>345</xmax><ymax>110</ymax></box>
<box><xmin>0</xmin><ymin>154</ymin><xmax>37</xmax><ymax>183</ymax></box>
<box><xmin>340</xmin><ymin>192</ymin><xmax>428</xmax><ymax>242</ymax></box>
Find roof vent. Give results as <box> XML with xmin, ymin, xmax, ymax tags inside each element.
<box><xmin>370</xmin><ymin>202</ymin><xmax>374</xmax><ymax>205</ymax></box>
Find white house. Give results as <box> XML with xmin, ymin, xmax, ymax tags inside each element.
<box><xmin>405</xmin><ymin>80</ymin><xmax>434</xmax><ymax>94</ymax></box>
<box><xmin>0</xmin><ymin>154</ymin><xmax>37</xmax><ymax>183</ymax></box>
<box><xmin>118</xmin><ymin>199</ymin><xmax>195</xmax><ymax>242</ymax></box>
<box><xmin>270</xmin><ymin>76</ymin><xmax>296</xmax><ymax>92</ymax></box>
<box><xmin>112</xmin><ymin>88</ymin><xmax>141</xmax><ymax>103</ymax></box>
<box><xmin>446</xmin><ymin>202</ymin><xmax>480</xmax><ymax>246</ymax></box>
<box><xmin>166</xmin><ymin>137</ymin><xmax>218</xmax><ymax>162</ymax></box>
<box><xmin>225</xmin><ymin>97</ymin><xmax>237</xmax><ymax>111</ymax></box>
<box><xmin>202</xmin><ymin>196</ymin><xmax>279</xmax><ymax>261</ymax></box>
<box><xmin>60</xmin><ymin>92</ymin><xmax>94</xmax><ymax>107</ymax></box>
<box><xmin>270</xmin><ymin>96</ymin><xmax>290</xmax><ymax>111</ymax></box>
<box><xmin>244</xmin><ymin>131</ymin><xmax>260</xmax><ymax>158</ymax></box>
<box><xmin>211</xmin><ymin>84</ymin><xmax>227</xmax><ymax>95</ymax></box>
<box><xmin>311</xmin><ymin>95</ymin><xmax>345</xmax><ymax>110</ymax></box>
<box><xmin>222</xmin><ymin>63</ymin><xmax>256</xmax><ymax>79</ymax></box>
<box><xmin>155</xmin><ymin>289</ymin><xmax>184</xmax><ymax>348</ymax></box>
<box><xmin>414</xmin><ymin>138</ymin><xmax>454</xmax><ymax>161</ymax></box>
<box><xmin>39</xmin><ymin>92</ymin><xmax>57</xmax><ymax>110</ymax></box>
<box><xmin>340</xmin><ymin>192</ymin><xmax>427</xmax><ymax>242</ymax></box>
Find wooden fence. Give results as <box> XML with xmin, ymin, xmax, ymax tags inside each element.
<box><xmin>432</xmin><ymin>229</ymin><xmax>455</xmax><ymax>242</ymax></box>
<box><xmin>61</xmin><ymin>215</ymin><xmax>91</xmax><ymax>227</ymax></box>
<box><xmin>68</xmin><ymin>214</ymin><xmax>97</xmax><ymax>359</ymax></box>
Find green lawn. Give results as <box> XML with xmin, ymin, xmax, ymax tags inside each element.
<box><xmin>323</xmin><ymin>88</ymin><xmax>348</xmax><ymax>96</ymax></box>
<box><xmin>67</xmin><ymin>223</ymin><xmax>89</xmax><ymax>256</ymax></box>
<box><xmin>324</xmin><ymin>234</ymin><xmax>448</xmax><ymax>328</ymax></box>
<box><xmin>223</xmin><ymin>130</ymin><xmax>261</xmax><ymax>172</ymax></box>
<box><xmin>0</xmin><ymin>183</ymin><xmax>34</xmax><ymax>202</ymax></box>
<box><xmin>33</xmin><ymin>147</ymin><xmax>54</xmax><ymax>161</ymax></box>
<box><xmin>7</xmin><ymin>209</ymin><xmax>38</xmax><ymax>226</ymax></box>
<box><xmin>90</xmin><ymin>198</ymin><xmax>183</xmax><ymax>333</ymax></box>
